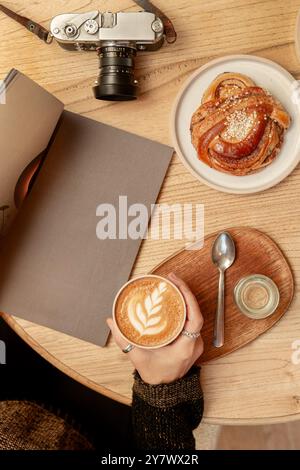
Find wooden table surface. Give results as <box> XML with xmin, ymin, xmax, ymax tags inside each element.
<box><xmin>1</xmin><ymin>0</ymin><xmax>300</xmax><ymax>425</ymax></box>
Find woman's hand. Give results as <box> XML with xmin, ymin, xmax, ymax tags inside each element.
<box><xmin>107</xmin><ymin>273</ymin><xmax>204</xmax><ymax>385</ymax></box>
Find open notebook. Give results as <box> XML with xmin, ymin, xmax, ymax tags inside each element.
<box><xmin>0</xmin><ymin>70</ymin><xmax>173</xmax><ymax>346</ymax></box>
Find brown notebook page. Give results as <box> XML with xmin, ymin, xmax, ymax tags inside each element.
<box><xmin>0</xmin><ymin>111</ymin><xmax>173</xmax><ymax>346</ymax></box>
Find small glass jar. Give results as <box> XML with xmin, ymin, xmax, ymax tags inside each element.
<box><xmin>234</xmin><ymin>274</ymin><xmax>280</xmax><ymax>319</ymax></box>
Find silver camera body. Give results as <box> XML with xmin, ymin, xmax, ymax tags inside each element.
<box><xmin>50</xmin><ymin>10</ymin><xmax>164</xmax><ymax>51</ymax></box>
<box><xmin>50</xmin><ymin>10</ymin><xmax>165</xmax><ymax>101</ymax></box>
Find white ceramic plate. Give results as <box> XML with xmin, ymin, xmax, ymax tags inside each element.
<box><xmin>171</xmin><ymin>55</ymin><xmax>300</xmax><ymax>194</ymax></box>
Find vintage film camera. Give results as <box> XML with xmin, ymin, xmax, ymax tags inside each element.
<box><xmin>51</xmin><ymin>10</ymin><xmax>166</xmax><ymax>101</ymax></box>
<box><xmin>0</xmin><ymin>2</ymin><xmax>176</xmax><ymax>101</ymax></box>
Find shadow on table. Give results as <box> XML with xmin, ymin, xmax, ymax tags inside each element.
<box><xmin>0</xmin><ymin>317</ymin><xmax>132</xmax><ymax>451</ymax></box>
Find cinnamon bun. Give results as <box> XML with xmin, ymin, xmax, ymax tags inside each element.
<box><xmin>190</xmin><ymin>73</ymin><xmax>291</xmax><ymax>176</ymax></box>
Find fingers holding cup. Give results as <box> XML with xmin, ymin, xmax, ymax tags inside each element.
<box><xmin>107</xmin><ymin>318</ymin><xmax>135</xmax><ymax>355</ymax></box>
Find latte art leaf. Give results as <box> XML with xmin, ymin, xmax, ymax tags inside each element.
<box><xmin>128</xmin><ymin>282</ymin><xmax>168</xmax><ymax>336</ymax></box>
<box><xmin>148</xmin><ymin>306</ymin><xmax>162</xmax><ymax>315</ymax></box>
<box><xmin>146</xmin><ymin>316</ymin><xmax>161</xmax><ymax>327</ymax></box>
<box><xmin>136</xmin><ymin>303</ymin><xmax>147</xmax><ymax>325</ymax></box>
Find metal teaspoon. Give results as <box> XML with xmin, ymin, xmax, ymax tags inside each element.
<box><xmin>211</xmin><ymin>232</ymin><xmax>236</xmax><ymax>348</ymax></box>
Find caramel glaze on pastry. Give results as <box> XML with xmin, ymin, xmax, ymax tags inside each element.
<box><xmin>191</xmin><ymin>73</ymin><xmax>291</xmax><ymax>175</ymax></box>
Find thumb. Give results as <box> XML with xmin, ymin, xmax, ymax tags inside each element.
<box><xmin>107</xmin><ymin>318</ymin><xmax>132</xmax><ymax>351</ymax></box>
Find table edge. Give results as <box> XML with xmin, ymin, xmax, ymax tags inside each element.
<box><xmin>1</xmin><ymin>312</ymin><xmax>131</xmax><ymax>406</ymax></box>
<box><xmin>3</xmin><ymin>313</ymin><xmax>300</xmax><ymax>425</ymax></box>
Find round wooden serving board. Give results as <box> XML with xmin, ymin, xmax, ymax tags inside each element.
<box><xmin>151</xmin><ymin>227</ymin><xmax>294</xmax><ymax>363</ymax></box>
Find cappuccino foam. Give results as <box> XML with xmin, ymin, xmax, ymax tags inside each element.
<box><xmin>115</xmin><ymin>276</ymin><xmax>185</xmax><ymax>347</ymax></box>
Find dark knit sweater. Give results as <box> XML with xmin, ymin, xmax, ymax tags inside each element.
<box><xmin>132</xmin><ymin>366</ymin><xmax>204</xmax><ymax>450</ymax></box>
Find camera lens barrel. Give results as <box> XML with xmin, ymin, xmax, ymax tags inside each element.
<box><xmin>93</xmin><ymin>45</ymin><xmax>139</xmax><ymax>101</ymax></box>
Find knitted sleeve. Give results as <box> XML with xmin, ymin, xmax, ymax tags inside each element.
<box><xmin>132</xmin><ymin>366</ymin><xmax>204</xmax><ymax>450</ymax></box>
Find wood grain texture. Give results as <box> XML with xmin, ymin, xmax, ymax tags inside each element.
<box><xmin>152</xmin><ymin>228</ymin><xmax>294</xmax><ymax>363</ymax></box>
<box><xmin>216</xmin><ymin>421</ymin><xmax>300</xmax><ymax>449</ymax></box>
<box><xmin>1</xmin><ymin>0</ymin><xmax>300</xmax><ymax>425</ymax></box>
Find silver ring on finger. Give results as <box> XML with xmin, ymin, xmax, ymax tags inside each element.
<box><xmin>122</xmin><ymin>344</ymin><xmax>134</xmax><ymax>354</ymax></box>
<box><xmin>181</xmin><ymin>329</ymin><xmax>201</xmax><ymax>340</ymax></box>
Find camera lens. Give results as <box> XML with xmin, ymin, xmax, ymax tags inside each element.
<box><xmin>93</xmin><ymin>45</ymin><xmax>138</xmax><ymax>101</ymax></box>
